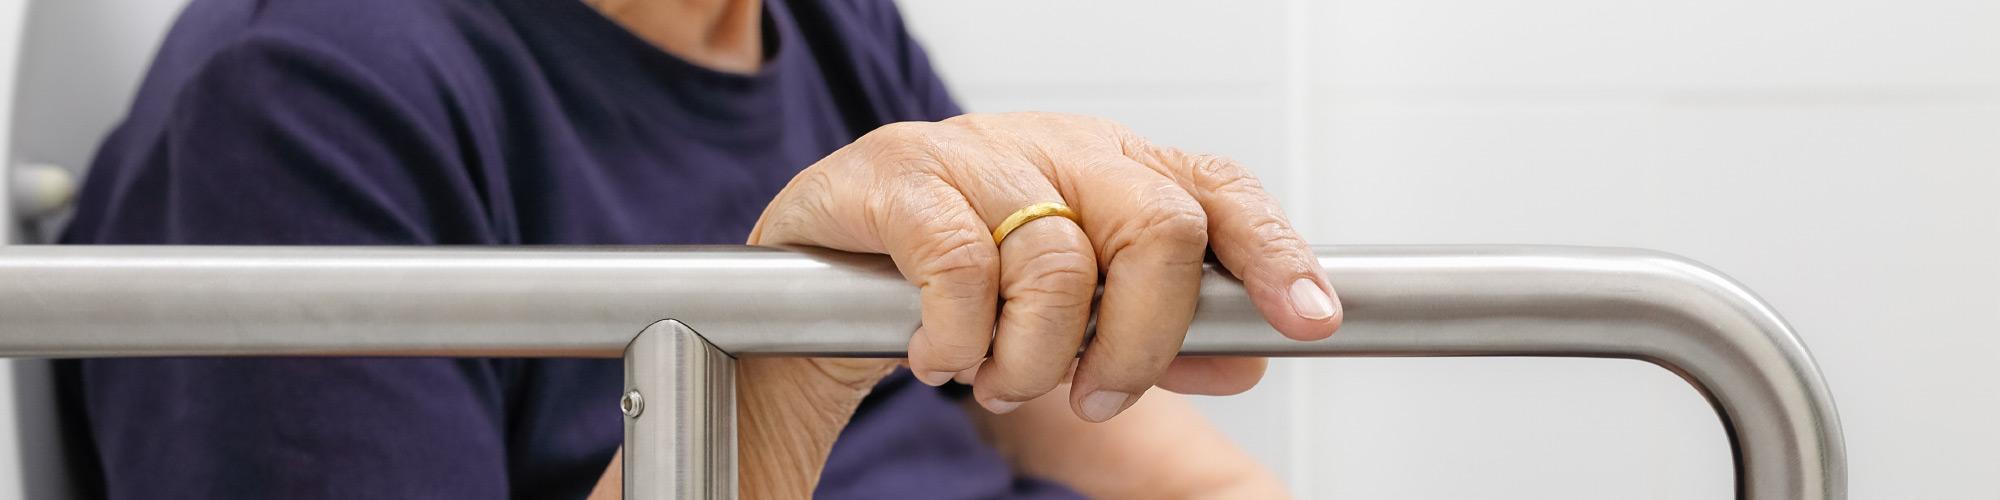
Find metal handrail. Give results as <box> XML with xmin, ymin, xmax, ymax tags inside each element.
<box><xmin>0</xmin><ymin>245</ymin><xmax>1844</xmax><ymax>499</ymax></box>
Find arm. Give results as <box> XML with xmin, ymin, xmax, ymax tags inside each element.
<box><xmin>971</xmin><ymin>386</ymin><xmax>1289</xmax><ymax>499</ymax></box>
<box><xmin>67</xmin><ymin>33</ymin><xmax>517</xmax><ymax>498</ymax></box>
<box><xmin>586</xmin><ymin>367</ymin><xmax>1288</xmax><ymax>500</ymax></box>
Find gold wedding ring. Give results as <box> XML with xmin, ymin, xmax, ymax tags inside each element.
<box><xmin>992</xmin><ymin>202</ymin><xmax>1079</xmax><ymax>245</ymax></box>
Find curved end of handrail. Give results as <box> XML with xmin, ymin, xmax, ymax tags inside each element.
<box><xmin>1269</xmin><ymin>246</ymin><xmax>1845</xmax><ymax>500</ymax></box>
<box><xmin>1604</xmin><ymin>249</ymin><xmax>1847</xmax><ymax>500</ymax></box>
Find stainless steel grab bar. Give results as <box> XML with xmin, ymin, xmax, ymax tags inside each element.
<box><xmin>0</xmin><ymin>245</ymin><xmax>1843</xmax><ymax>499</ymax></box>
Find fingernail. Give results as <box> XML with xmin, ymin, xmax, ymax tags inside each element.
<box><xmin>1289</xmin><ymin>278</ymin><xmax>1337</xmax><ymax>320</ymax></box>
<box><xmin>1080</xmin><ymin>390</ymin><xmax>1131</xmax><ymax>422</ymax></box>
<box><xmin>983</xmin><ymin>399</ymin><xmax>1024</xmax><ymax>415</ymax></box>
<box><xmin>916</xmin><ymin>370</ymin><xmax>955</xmax><ymax>386</ymax></box>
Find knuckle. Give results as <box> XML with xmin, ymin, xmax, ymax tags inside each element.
<box><xmin>1216</xmin><ymin>213</ymin><xmax>1315</xmax><ymax>282</ymax></box>
<box><xmin>1012</xmin><ymin>248</ymin><xmax>1098</xmax><ymax>306</ymax></box>
<box><xmin>1069</xmin><ymin>113</ymin><xmax>1127</xmax><ymax>133</ymax></box>
<box><xmin>917</xmin><ymin>230</ymin><xmax>999</xmax><ymax>297</ymax></box>
<box><xmin>1141</xmin><ymin>200</ymin><xmax>1211</xmax><ymax>248</ymax></box>
<box><xmin>866</xmin><ymin>120</ymin><xmax>931</xmax><ymax>144</ymax></box>
<box><xmin>754</xmin><ymin>171</ymin><xmax>839</xmax><ymax>244</ymax></box>
<box><xmin>1114</xmin><ymin>130</ymin><xmax>1169</xmax><ymax>161</ymax></box>
<box><xmin>1091</xmin><ymin>118</ymin><xmax>1142</xmax><ymax>151</ymax></box>
<box><xmin>917</xmin><ymin>336</ymin><xmax>987</xmax><ymax>370</ymax></box>
<box><xmin>1148</xmin><ymin>143</ymin><xmax>1192</xmax><ymax>163</ymax></box>
<box><xmin>1249</xmin><ymin>218</ymin><xmax>1308</xmax><ymax>254</ymax></box>
<box><xmin>1019</xmin><ymin>110</ymin><xmax>1073</xmax><ymax>124</ymax></box>
<box><xmin>857</xmin><ymin>122</ymin><xmax>952</xmax><ymax>173</ymax></box>
<box><xmin>1186</xmin><ymin>153</ymin><xmax>1264</xmax><ymax>194</ymax></box>
<box><xmin>1009</xmin><ymin>303</ymin><xmax>1083</xmax><ymax>337</ymax></box>
<box><xmin>941</xmin><ymin>112</ymin><xmax>995</xmax><ymax>133</ymax></box>
<box><xmin>1099</xmin><ymin>194</ymin><xmax>1210</xmax><ymax>262</ymax></box>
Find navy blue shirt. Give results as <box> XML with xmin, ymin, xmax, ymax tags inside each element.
<box><xmin>60</xmin><ymin>0</ymin><xmax>1079</xmax><ymax>498</ymax></box>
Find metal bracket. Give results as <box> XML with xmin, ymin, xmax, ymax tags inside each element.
<box><xmin>623</xmin><ymin>320</ymin><xmax>736</xmax><ymax>500</ymax></box>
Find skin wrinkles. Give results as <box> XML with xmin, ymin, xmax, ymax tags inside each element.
<box><xmin>761</xmin><ymin>112</ymin><xmax>1327</xmax><ymax>494</ymax></box>
<box><xmin>651</xmin><ymin>109</ymin><xmax>1332</xmax><ymax>499</ymax></box>
<box><xmin>566</xmin><ymin>2</ymin><xmax>1322</xmax><ymax>498</ymax></box>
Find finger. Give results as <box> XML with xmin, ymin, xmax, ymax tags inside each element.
<box><xmin>1124</xmin><ymin>140</ymin><xmax>1341</xmax><ymax>341</ymax></box>
<box><xmin>1157</xmin><ymin>357</ymin><xmax>1267</xmax><ymax>396</ymax></box>
<box><xmin>952</xmin><ymin>362</ymin><xmax>980</xmax><ymax>385</ymax></box>
<box><xmin>749</xmin><ymin>124</ymin><xmax>1002</xmax><ymax>386</ymax></box>
<box><xmin>953</xmin><ymin>360</ymin><xmax>1077</xmax><ymax>386</ymax></box>
<box><xmin>924</xmin><ymin>137</ymin><xmax>1098</xmax><ymax>413</ymax></box>
<box><xmin>878</xmin><ymin>174</ymin><xmax>1003</xmax><ymax>382</ymax></box>
<box><xmin>1052</xmin><ymin>158</ymin><xmax>1210</xmax><ymax>422</ymax></box>
<box><xmin>970</xmin><ymin>213</ymin><xmax>1095</xmax><ymax>412</ymax></box>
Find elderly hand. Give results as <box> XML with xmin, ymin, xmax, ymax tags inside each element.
<box><xmin>750</xmin><ymin>112</ymin><xmax>1342</xmax><ymax>420</ymax></box>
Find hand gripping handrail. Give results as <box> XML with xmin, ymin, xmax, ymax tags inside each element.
<box><xmin>0</xmin><ymin>245</ymin><xmax>1843</xmax><ymax>499</ymax></box>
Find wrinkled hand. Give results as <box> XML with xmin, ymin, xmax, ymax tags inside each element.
<box><xmin>749</xmin><ymin>112</ymin><xmax>1342</xmax><ymax>423</ymax></box>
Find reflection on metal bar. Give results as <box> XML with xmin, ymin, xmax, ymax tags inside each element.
<box><xmin>0</xmin><ymin>245</ymin><xmax>1844</xmax><ymax>499</ymax></box>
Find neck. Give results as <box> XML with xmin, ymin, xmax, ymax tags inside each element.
<box><xmin>586</xmin><ymin>0</ymin><xmax>763</xmax><ymax>74</ymax></box>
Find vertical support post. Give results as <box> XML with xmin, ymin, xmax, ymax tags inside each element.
<box><xmin>623</xmin><ymin>320</ymin><xmax>737</xmax><ymax>499</ymax></box>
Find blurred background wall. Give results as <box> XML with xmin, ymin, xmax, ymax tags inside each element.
<box><xmin>3</xmin><ymin>0</ymin><xmax>1996</xmax><ymax>498</ymax></box>
<box><xmin>0</xmin><ymin>0</ymin><xmax>25</xmax><ymax>498</ymax></box>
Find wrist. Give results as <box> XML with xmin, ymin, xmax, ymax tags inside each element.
<box><xmin>736</xmin><ymin>358</ymin><xmax>892</xmax><ymax>498</ymax></box>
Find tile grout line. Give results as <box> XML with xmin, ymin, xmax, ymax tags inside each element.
<box><xmin>1281</xmin><ymin>0</ymin><xmax>1314</xmax><ymax>495</ymax></box>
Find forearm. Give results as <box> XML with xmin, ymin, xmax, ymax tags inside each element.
<box><xmin>737</xmin><ymin>358</ymin><xmax>888</xmax><ymax>498</ymax></box>
<box><xmin>969</xmin><ymin>386</ymin><xmax>1289</xmax><ymax>499</ymax></box>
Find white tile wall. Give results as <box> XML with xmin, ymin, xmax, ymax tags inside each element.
<box><xmin>1311</xmin><ymin>0</ymin><xmax>2000</xmax><ymax>87</ymax></box>
<box><xmin>1296</xmin><ymin>357</ymin><xmax>1731</xmax><ymax>499</ymax></box>
<box><xmin>904</xmin><ymin>0</ymin><xmax>2000</xmax><ymax>498</ymax></box>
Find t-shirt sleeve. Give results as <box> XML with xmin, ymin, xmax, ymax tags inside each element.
<box><xmin>886</xmin><ymin>10</ymin><xmax>963</xmax><ymax>121</ymax></box>
<box><xmin>72</xmin><ymin>32</ymin><xmax>494</xmax><ymax>245</ymax></box>
<box><xmin>856</xmin><ymin>0</ymin><xmax>964</xmax><ymax>121</ymax></box>
<box><xmin>68</xmin><ymin>33</ymin><xmax>520</xmax><ymax>499</ymax></box>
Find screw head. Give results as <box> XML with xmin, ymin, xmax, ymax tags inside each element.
<box><xmin>620</xmin><ymin>389</ymin><xmax>644</xmax><ymax>418</ymax></box>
